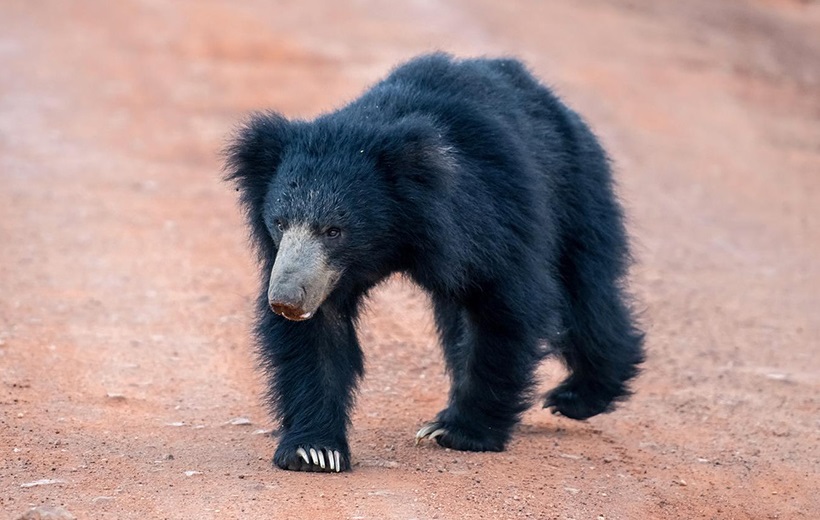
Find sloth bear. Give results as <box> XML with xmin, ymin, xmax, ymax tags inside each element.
<box><xmin>225</xmin><ymin>53</ymin><xmax>644</xmax><ymax>472</ymax></box>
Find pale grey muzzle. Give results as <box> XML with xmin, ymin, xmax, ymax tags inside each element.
<box><xmin>267</xmin><ymin>224</ymin><xmax>338</xmax><ymax>321</ymax></box>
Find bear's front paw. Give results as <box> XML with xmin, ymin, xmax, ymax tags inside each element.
<box><xmin>415</xmin><ymin>420</ymin><xmax>506</xmax><ymax>452</ymax></box>
<box><xmin>273</xmin><ymin>443</ymin><xmax>349</xmax><ymax>473</ymax></box>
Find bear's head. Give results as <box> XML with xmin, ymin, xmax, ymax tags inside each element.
<box><xmin>225</xmin><ymin>111</ymin><xmax>455</xmax><ymax>321</ymax></box>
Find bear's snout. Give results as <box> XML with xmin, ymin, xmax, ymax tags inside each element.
<box><xmin>266</xmin><ymin>224</ymin><xmax>340</xmax><ymax>322</ymax></box>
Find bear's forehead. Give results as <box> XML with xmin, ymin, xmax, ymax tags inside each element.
<box><xmin>264</xmin><ymin>123</ymin><xmax>386</xmax><ymax>222</ymax></box>
<box><xmin>266</xmin><ymin>157</ymin><xmax>381</xmax><ymax>224</ymax></box>
<box><xmin>294</xmin><ymin>120</ymin><xmax>374</xmax><ymax>156</ymax></box>
<box><xmin>276</xmin><ymin>154</ymin><xmax>371</xmax><ymax>195</ymax></box>
<box><xmin>268</xmin><ymin>178</ymin><xmax>342</xmax><ymax>218</ymax></box>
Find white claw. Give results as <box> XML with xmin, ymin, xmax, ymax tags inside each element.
<box><xmin>428</xmin><ymin>428</ymin><xmax>447</xmax><ymax>441</ymax></box>
<box><xmin>318</xmin><ymin>449</ymin><xmax>326</xmax><ymax>469</ymax></box>
<box><xmin>415</xmin><ymin>423</ymin><xmax>438</xmax><ymax>444</ymax></box>
<box><xmin>296</xmin><ymin>447</ymin><xmax>310</xmax><ymax>464</ymax></box>
<box><xmin>328</xmin><ymin>450</ymin><xmax>335</xmax><ymax>471</ymax></box>
<box><xmin>334</xmin><ymin>451</ymin><xmax>341</xmax><ymax>472</ymax></box>
<box><xmin>310</xmin><ymin>448</ymin><xmax>319</xmax><ymax>465</ymax></box>
<box><xmin>416</xmin><ymin>423</ymin><xmax>447</xmax><ymax>444</ymax></box>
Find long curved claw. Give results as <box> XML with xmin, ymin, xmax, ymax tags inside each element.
<box><xmin>317</xmin><ymin>449</ymin><xmax>326</xmax><ymax>469</ymax></box>
<box><xmin>296</xmin><ymin>447</ymin><xmax>310</xmax><ymax>464</ymax></box>
<box><xmin>415</xmin><ymin>423</ymin><xmax>448</xmax><ymax>445</ymax></box>
<box><xmin>428</xmin><ymin>428</ymin><xmax>447</xmax><ymax>441</ymax></box>
<box><xmin>281</xmin><ymin>445</ymin><xmax>346</xmax><ymax>473</ymax></box>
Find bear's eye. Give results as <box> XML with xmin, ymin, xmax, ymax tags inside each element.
<box><xmin>274</xmin><ymin>219</ymin><xmax>285</xmax><ymax>232</ymax></box>
<box><xmin>325</xmin><ymin>227</ymin><xmax>341</xmax><ymax>239</ymax></box>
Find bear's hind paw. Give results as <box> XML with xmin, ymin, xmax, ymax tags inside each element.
<box><xmin>543</xmin><ymin>383</ymin><xmax>614</xmax><ymax>420</ymax></box>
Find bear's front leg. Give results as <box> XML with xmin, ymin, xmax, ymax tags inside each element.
<box><xmin>418</xmin><ymin>289</ymin><xmax>542</xmax><ymax>452</ymax></box>
<box><xmin>256</xmin><ymin>302</ymin><xmax>363</xmax><ymax>472</ymax></box>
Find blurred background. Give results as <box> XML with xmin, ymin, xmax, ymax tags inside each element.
<box><xmin>1</xmin><ymin>1</ymin><xmax>818</xmax><ymax>519</ymax></box>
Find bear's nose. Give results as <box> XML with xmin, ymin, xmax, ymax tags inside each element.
<box><xmin>268</xmin><ymin>281</ymin><xmax>304</xmax><ymax>310</ymax></box>
<box><xmin>269</xmin><ymin>283</ymin><xmax>314</xmax><ymax>320</ymax></box>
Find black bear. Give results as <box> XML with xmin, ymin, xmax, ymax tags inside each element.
<box><xmin>225</xmin><ymin>53</ymin><xmax>644</xmax><ymax>473</ymax></box>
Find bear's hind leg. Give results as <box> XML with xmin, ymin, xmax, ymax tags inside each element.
<box><xmin>544</xmin><ymin>279</ymin><xmax>644</xmax><ymax>420</ymax></box>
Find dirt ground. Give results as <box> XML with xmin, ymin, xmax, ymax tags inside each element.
<box><xmin>1</xmin><ymin>1</ymin><xmax>818</xmax><ymax>519</ymax></box>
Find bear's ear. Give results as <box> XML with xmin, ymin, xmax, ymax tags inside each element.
<box><xmin>224</xmin><ymin>111</ymin><xmax>291</xmax><ymax>196</ymax></box>
<box><xmin>223</xmin><ymin>111</ymin><xmax>292</xmax><ymax>258</ymax></box>
<box><xmin>376</xmin><ymin>115</ymin><xmax>457</xmax><ymax>191</ymax></box>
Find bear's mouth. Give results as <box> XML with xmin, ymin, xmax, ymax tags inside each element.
<box><xmin>270</xmin><ymin>303</ymin><xmax>314</xmax><ymax>321</ymax></box>
<box><xmin>284</xmin><ymin>310</ymin><xmax>314</xmax><ymax>321</ymax></box>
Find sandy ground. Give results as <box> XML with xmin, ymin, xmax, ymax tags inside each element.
<box><xmin>1</xmin><ymin>1</ymin><xmax>819</xmax><ymax>519</ymax></box>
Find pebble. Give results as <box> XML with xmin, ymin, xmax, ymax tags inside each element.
<box><xmin>20</xmin><ymin>479</ymin><xmax>64</xmax><ymax>488</ymax></box>
<box><xmin>559</xmin><ymin>453</ymin><xmax>582</xmax><ymax>460</ymax></box>
<box><xmin>15</xmin><ymin>506</ymin><xmax>75</xmax><ymax>520</ymax></box>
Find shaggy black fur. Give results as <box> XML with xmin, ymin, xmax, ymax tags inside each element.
<box><xmin>225</xmin><ymin>53</ymin><xmax>644</xmax><ymax>472</ymax></box>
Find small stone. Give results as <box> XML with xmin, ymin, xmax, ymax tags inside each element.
<box><xmin>106</xmin><ymin>393</ymin><xmax>126</xmax><ymax>400</ymax></box>
<box><xmin>15</xmin><ymin>505</ymin><xmax>76</xmax><ymax>519</ymax></box>
<box><xmin>20</xmin><ymin>479</ymin><xmax>64</xmax><ymax>488</ymax></box>
<box><xmin>226</xmin><ymin>417</ymin><xmax>252</xmax><ymax>426</ymax></box>
<box><xmin>559</xmin><ymin>453</ymin><xmax>582</xmax><ymax>460</ymax></box>
<box><xmin>184</xmin><ymin>470</ymin><xmax>202</xmax><ymax>477</ymax></box>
